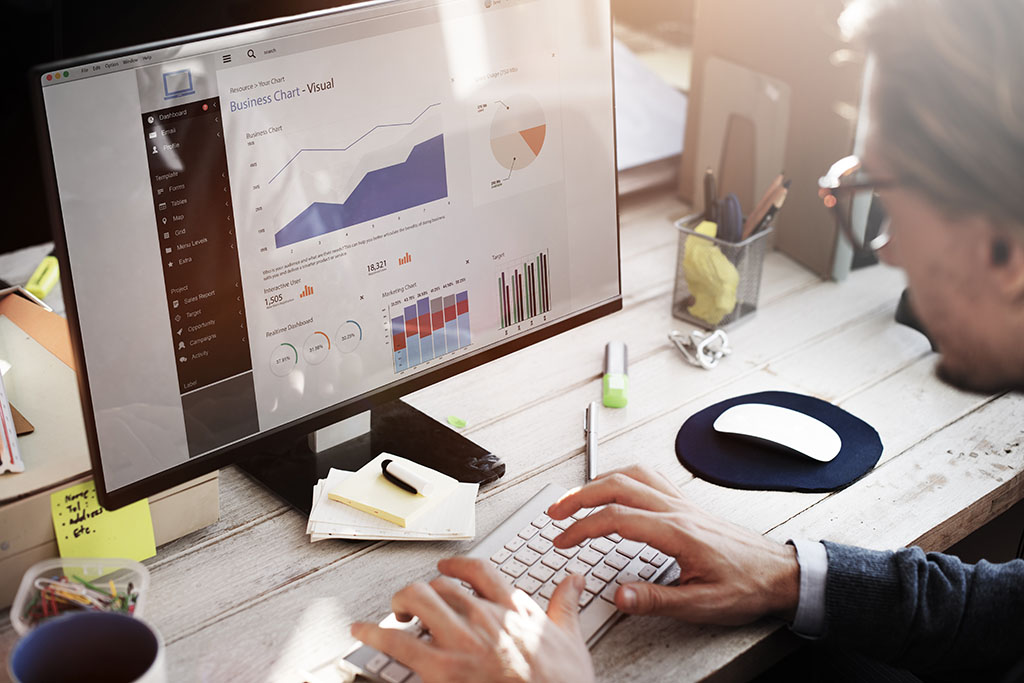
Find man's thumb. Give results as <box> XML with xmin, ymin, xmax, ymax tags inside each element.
<box><xmin>615</xmin><ymin>581</ymin><xmax>680</xmax><ymax>615</ymax></box>
<box><xmin>547</xmin><ymin>574</ymin><xmax>585</xmax><ymax>635</ymax></box>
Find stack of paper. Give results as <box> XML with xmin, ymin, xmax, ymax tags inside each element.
<box><xmin>306</xmin><ymin>456</ymin><xmax>477</xmax><ymax>542</ymax></box>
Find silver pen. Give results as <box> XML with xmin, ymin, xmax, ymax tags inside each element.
<box><xmin>585</xmin><ymin>401</ymin><xmax>598</xmax><ymax>481</ymax></box>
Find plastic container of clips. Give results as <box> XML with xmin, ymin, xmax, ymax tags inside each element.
<box><xmin>671</xmin><ymin>212</ymin><xmax>774</xmax><ymax>329</ymax></box>
<box><xmin>10</xmin><ymin>557</ymin><xmax>150</xmax><ymax>635</ymax></box>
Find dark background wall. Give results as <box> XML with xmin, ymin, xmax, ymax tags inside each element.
<box><xmin>2</xmin><ymin>0</ymin><xmax>354</xmax><ymax>253</ymax></box>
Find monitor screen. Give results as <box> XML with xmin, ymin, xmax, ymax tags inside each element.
<box><xmin>34</xmin><ymin>0</ymin><xmax>620</xmax><ymax>508</ymax></box>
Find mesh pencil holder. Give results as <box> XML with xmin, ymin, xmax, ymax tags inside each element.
<box><xmin>671</xmin><ymin>213</ymin><xmax>774</xmax><ymax>329</ymax></box>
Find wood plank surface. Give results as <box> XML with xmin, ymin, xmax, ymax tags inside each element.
<box><xmin>2</xmin><ymin>190</ymin><xmax>1020</xmax><ymax>683</ymax></box>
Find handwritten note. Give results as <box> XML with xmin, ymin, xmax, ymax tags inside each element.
<box><xmin>50</xmin><ymin>480</ymin><xmax>156</xmax><ymax>561</ymax></box>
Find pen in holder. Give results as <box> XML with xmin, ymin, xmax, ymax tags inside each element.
<box><xmin>671</xmin><ymin>212</ymin><xmax>774</xmax><ymax>329</ymax></box>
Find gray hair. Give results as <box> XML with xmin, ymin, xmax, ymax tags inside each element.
<box><xmin>841</xmin><ymin>0</ymin><xmax>1024</xmax><ymax>230</ymax></box>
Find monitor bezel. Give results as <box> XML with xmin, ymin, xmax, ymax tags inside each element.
<box><xmin>30</xmin><ymin>0</ymin><xmax>622</xmax><ymax>510</ymax></box>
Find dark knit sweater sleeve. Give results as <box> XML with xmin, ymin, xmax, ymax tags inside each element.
<box><xmin>821</xmin><ymin>541</ymin><xmax>1024</xmax><ymax>680</ymax></box>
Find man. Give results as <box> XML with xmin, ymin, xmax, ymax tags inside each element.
<box><xmin>352</xmin><ymin>0</ymin><xmax>1024</xmax><ymax>679</ymax></box>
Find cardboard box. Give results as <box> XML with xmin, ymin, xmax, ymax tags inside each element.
<box><xmin>0</xmin><ymin>291</ymin><xmax>219</xmax><ymax>608</ymax></box>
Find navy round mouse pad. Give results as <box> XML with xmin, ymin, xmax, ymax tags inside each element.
<box><xmin>676</xmin><ymin>391</ymin><xmax>882</xmax><ymax>492</ymax></box>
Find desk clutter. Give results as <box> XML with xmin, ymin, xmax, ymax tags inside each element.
<box><xmin>307</xmin><ymin>454</ymin><xmax>477</xmax><ymax>542</ymax></box>
<box><xmin>672</xmin><ymin>170</ymin><xmax>788</xmax><ymax>329</ymax></box>
<box><xmin>10</xmin><ymin>557</ymin><xmax>149</xmax><ymax>636</ymax></box>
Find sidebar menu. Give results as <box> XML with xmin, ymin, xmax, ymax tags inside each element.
<box><xmin>142</xmin><ymin>96</ymin><xmax>259</xmax><ymax>456</ymax></box>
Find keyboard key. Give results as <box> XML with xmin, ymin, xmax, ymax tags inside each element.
<box><xmin>552</xmin><ymin>570</ymin><xmax>569</xmax><ymax>585</ymax></box>
<box><xmin>616</xmin><ymin>571</ymin><xmax>641</xmax><ymax>585</ymax></box>
<box><xmin>514</xmin><ymin>548</ymin><xmax>542</xmax><ymax>566</ymax></box>
<box><xmin>607</xmin><ymin>533</ymin><xmax>623</xmax><ymax>543</ymax></box>
<box><xmin>571</xmin><ymin>507</ymin><xmax>593</xmax><ymax>520</ymax></box>
<box><xmin>490</xmin><ymin>549</ymin><xmax>512</xmax><ymax>565</ymax></box>
<box><xmin>604</xmin><ymin>554</ymin><xmax>629</xmax><ymax>570</ymax></box>
<box><xmin>615</xmin><ymin>540</ymin><xmax>644</xmax><ymax>559</ymax></box>
<box><xmin>518</xmin><ymin>526</ymin><xmax>538</xmax><ymax>540</ymax></box>
<box><xmin>590</xmin><ymin>538</ymin><xmax>615</xmax><ymax>554</ymax></box>
<box><xmin>553</xmin><ymin>545</ymin><xmax>579</xmax><ymax>559</ymax></box>
<box><xmin>380</xmin><ymin>661</ymin><xmax>412</xmax><ymax>683</ymax></box>
<box><xmin>365</xmin><ymin>652</ymin><xmax>391</xmax><ymax>674</ymax></box>
<box><xmin>640</xmin><ymin>548</ymin><xmax>657</xmax><ymax>563</ymax></box>
<box><xmin>592</xmin><ymin>564</ymin><xmax>618</xmax><ymax>583</ymax></box>
<box><xmin>552</xmin><ymin>518</ymin><xmax>573</xmax><ymax>530</ymax></box>
<box><xmin>584</xmin><ymin>576</ymin><xmax>607</xmax><ymax>595</ymax></box>
<box><xmin>515</xmin><ymin>576</ymin><xmax>544</xmax><ymax>595</ymax></box>
<box><xmin>541</xmin><ymin>553</ymin><xmax>567</xmax><ymax>570</ymax></box>
<box><xmin>528</xmin><ymin>564</ymin><xmax>556</xmax><ymax>582</ymax></box>
<box><xmin>639</xmin><ymin>565</ymin><xmax>656</xmax><ymax>580</ymax></box>
<box><xmin>534</xmin><ymin>595</ymin><xmax>550</xmax><ymax>610</ymax></box>
<box><xmin>566</xmin><ymin>559</ymin><xmax>590</xmax><ymax>575</ymax></box>
<box><xmin>500</xmin><ymin>559</ymin><xmax>529</xmax><ymax>579</ymax></box>
<box><xmin>528</xmin><ymin>537</ymin><xmax>553</xmax><ymax>554</ymax></box>
<box><xmin>532</xmin><ymin>513</ymin><xmax>551</xmax><ymax>528</ymax></box>
<box><xmin>504</xmin><ymin>537</ymin><xmax>526</xmax><ymax>552</ymax></box>
<box><xmin>578</xmin><ymin>590</ymin><xmax>595</xmax><ymax>608</ymax></box>
<box><xmin>650</xmin><ymin>552</ymin><xmax>668</xmax><ymax>567</ymax></box>
<box><xmin>540</xmin><ymin>526</ymin><xmax>561</xmax><ymax>541</ymax></box>
<box><xmin>539</xmin><ymin>582</ymin><xmax>557</xmax><ymax>600</ymax></box>
<box><xmin>599</xmin><ymin>581</ymin><xmax>619</xmax><ymax>603</ymax></box>
<box><xmin>578</xmin><ymin>548</ymin><xmax>603</xmax><ymax>566</ymax></box>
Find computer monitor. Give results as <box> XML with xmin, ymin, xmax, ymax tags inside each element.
<box><xmin>32</xmin><ymin>0</ymin><xmax>620</xmax><ymax>511</ymax></box>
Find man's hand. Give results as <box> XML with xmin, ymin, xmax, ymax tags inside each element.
<box><xmin>547</xmin><ymin>465</ymin><xmax>800</xmax><ymax>626</ymax></box>
<box><xmin>351</xmin><ymin>556</ymin><xmax>595</xmax><ymax>683</ymax></box>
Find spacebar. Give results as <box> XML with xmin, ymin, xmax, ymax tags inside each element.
<box><xmin>578</xmin><ymin>595</ymin><xmax>619</xmax><ymax>640</ymax></box>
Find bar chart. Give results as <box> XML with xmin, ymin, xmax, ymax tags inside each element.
<box><xmin>498</xmin><ymin>250</ymin><xmax>550</xmax><ymax>329</ymax></box>
<box><xmin>390</xmin><ymin>290</ymin><xmax>471</xmax><ymax>373</ymax></box>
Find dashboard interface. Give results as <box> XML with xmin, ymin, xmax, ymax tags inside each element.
<box><xmin>38</xmin><ymin>0</ymin><xmax>618</xmax><ymax>493</ymax></box>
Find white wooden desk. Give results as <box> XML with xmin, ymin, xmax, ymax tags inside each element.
<box><xmin>2</xmin><ymin>190</ymin><xmax>1022</xmax><ymax>682</ymax></box>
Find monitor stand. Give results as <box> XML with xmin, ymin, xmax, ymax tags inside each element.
<box><xmin>237</xmin><ymin>399</ymin><xmax>505</xmax><ymax>514</ymax></box>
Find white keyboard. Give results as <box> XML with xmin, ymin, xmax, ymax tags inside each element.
<box><xmin>343</xmin><ymin>483</ymin><xmax>676</xmax><ymax>682</ymax></box>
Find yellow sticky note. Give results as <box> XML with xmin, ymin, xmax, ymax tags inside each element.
<box><xmin>328</xmin><ymin>453</ymin><xmax>459</xmax><ymax>527</ymax></box>
<box><xmin>50</xmin><ymin>481</ymin><xmax>156</xmax><ymax>561</ymax></box>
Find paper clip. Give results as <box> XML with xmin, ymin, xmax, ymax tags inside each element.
<box><xmin>668</xmin><ymin>329</ymin><xmax>732</xmax><ymax>370</ymax></box>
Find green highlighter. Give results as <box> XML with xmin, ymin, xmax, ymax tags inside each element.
<box><xmin>602</xmin><ymin>341</ymin><xmax>628</xmax><ymax>408</ymax></box>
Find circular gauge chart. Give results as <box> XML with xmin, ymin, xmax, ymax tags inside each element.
<box><xmin>489</xmin><ymin>94</ymin><xmax>546</xmax><ymax>172</ymax></box>
<box><xmin>302</xmin><ymin>331</ymin><xmax>331</xmax><ymax>365</ymax></box>
<box><xmin>335</xmin><ymin>320</ymin><xmax>362</xmax><ymax>353</ymax></box>
<box><xmin>270</xmin><ymin>343</ymin><xmax>298</xmax><ymax>377</ymax></box>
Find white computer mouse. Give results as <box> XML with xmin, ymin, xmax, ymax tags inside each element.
<box><xmin>712</xmin><ymin>403</ymin><xmax>842</xmax><ymax>463</ymax></box>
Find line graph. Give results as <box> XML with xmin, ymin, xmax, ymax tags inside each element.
<box><xmin>267</xmin><ymin>102</ymin><xmax>442</xmax><ymax>185</ymax></box>
<box><xmin>274</xmin><ymin>134</ymin><xmax>447</xmax><ymax>248</ymax></box>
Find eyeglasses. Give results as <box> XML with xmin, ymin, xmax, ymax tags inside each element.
<box><xmin>818</xmin><ymin>155</ymin><xmax>896</xmax><ymax>253</ymax></box>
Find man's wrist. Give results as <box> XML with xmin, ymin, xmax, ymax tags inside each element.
<box><xmin>787</xmin><ymin>538</ymin><xmax>828</xmax><ymax>638</ymax></box>
<box><xmin>765</xmin><ymin>541</ymin><xmax>801</xmax><ymax>622</ymax></box>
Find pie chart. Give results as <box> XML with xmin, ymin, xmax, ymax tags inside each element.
<box><xmin>490</xmin><ymin>94</ymin><xmax>546</xmax><ymax>172</ymax></box>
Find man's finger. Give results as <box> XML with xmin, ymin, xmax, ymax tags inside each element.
<box><xmin>601</xmin><ymin>464</ymin><xmax>683</xmax><ymax>499</ymax></box>
<box><xmin>613</xmin><ymin>581</ymin><xmax>722</xmax><ymax>623</ymax></box>
<box><xmin>438</xmin><ymin>557</ymin><xmax>516</xmax><ymax>609</ymax></box>
<box><xmin>430</xmin><ymin>577</ymin><xmax>504</xmax><ymax>639</ymax></box>
<box><xmin>351</xmin><ymin>621</ymin><xmax>437</xmax><ymax>673</ymax></box>
<box><xmin>391</xmin><ymin>581</ymin><xmax>475</xmax><ymax>649</ymax></box>
<box><xmin>546</xmin><ymin>574</ymin><xmax>585</xmax><ymax>637</ymax></box>
<box><xmin>553</xmin><ymin>505</ymin><xmax>678</xmax><ymax>554</ymax></box>
<box><xmin>547</xmin><ymin>473</ymin><xmax>676</xmax><ymax>520</ymax></box>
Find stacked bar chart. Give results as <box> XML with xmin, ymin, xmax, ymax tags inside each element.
<box><xmin>498</xmin><ymin>250</ymin><xmax>550</xmax><ymax>329</ymax></box>
<box><xmin>390</xmin><ymin>290</ymin><xmax>471</xmax><ymax>372</ymax></box>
